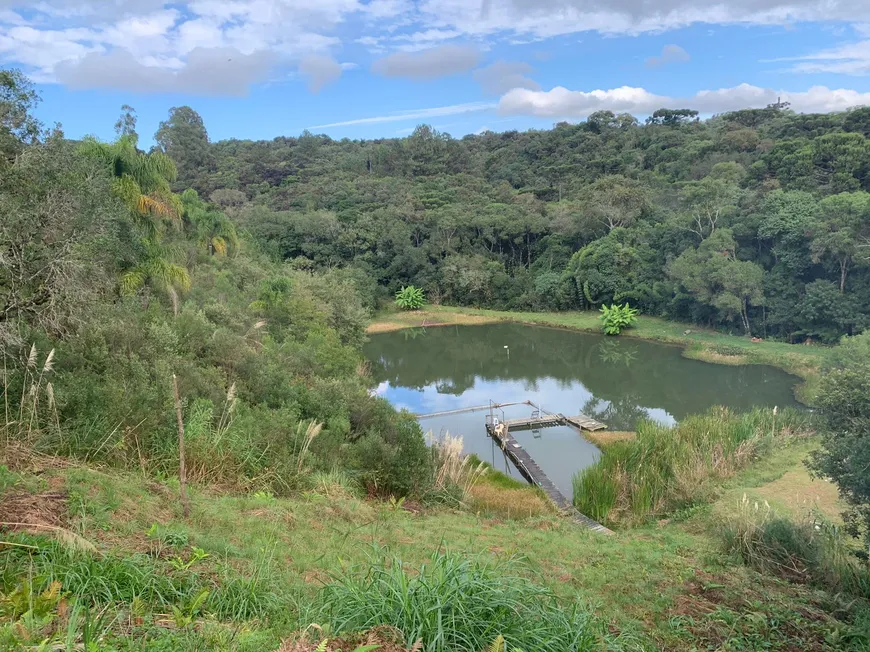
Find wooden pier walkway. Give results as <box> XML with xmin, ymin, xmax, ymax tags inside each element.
<box><xmin>487</xmin><ymin>422</ymin><xmax>612</xmax><ymax>534</ymax></box>
<box><xmin>414</xmin><ymin>397</ymin><xmax>611</xmax><ymax>534</ymax></box>
<box><xmin>501</xmin><ymin>413</ymin><xmax>606</xmax><ymax>432</ymax></box>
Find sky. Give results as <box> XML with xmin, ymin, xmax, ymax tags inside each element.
<box><xmin>3</xmin><ymin>1</ymin><xmax>870</xmax><ymax>144</ymax></box>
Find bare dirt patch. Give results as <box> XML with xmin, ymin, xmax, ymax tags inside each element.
<box><xmin>1</xmin><ymin>489</ymin><xmax>68</xmax><ymax>534</ymax></box>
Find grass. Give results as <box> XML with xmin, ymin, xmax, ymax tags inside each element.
<box><xmin>573</xmin><ymin>407</ymin><xmax>814</xmax><ymax>527</ymax></box>
<box><xmin>367</xmin><ymin>306</ymin><xmax>831</xmax><ymax>404</ymax></box>
<box><xmin>720</xmin><ymin>498</ymin><xmax>870</xmax><ymax>599</ymax></box>
<box><xmin>308</xmin><ymin>550</ymin><xmax>627</xmax><ymax>652</ymax></box>
<box><xmin>1</xmin><ymin>438</ymin><xmax>868</xmax><ymax>650</ymax></box>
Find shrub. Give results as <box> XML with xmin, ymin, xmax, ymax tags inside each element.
<box><xmin>348</xmin><ymin>404</ymin><xmax>433</xmax><ymax>497</ymax></box>
<box><xmin>599</xmin><ymin>303</ymin><xmax>638</xmax><ymax>336</ymax></box>
<box><xmin>721</xmin><ymin>499</ymin><xmax>870</xmax><ymax>599</ymax></box>
<box><xmin>309</xmin><ymin>551</ymin><xmax>620</xmax><ymax>652</ymax></box>
<box><xmin>395</xmin><ymin>286</ymin><xmax>425</xmax><ymax>311</ymax></box>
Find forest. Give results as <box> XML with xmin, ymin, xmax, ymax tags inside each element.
<box><xmin>157</xmin><ymin>102</ymin><xmax>870</xmax><ymax>343</ymax></box>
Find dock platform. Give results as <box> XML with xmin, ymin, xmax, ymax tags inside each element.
<box><xmin>486</xmin><ymin>422</ymin><xmax>612</xmax><ymax>534</ymax></box>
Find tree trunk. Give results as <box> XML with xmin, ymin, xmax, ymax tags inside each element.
<box><xmin>742</xmin><ymin>299</ymin><xmax>752</xmax><ymax>337</ymax></box>
<box><xmin>172</xmin><ymin>374</ymin><xmax>190</xmax><ymax>519</ymax></box>
<box><xmin>840</xmin><ymin>258</ymin><xmax>849</xmax><ymax>294</ymax></box>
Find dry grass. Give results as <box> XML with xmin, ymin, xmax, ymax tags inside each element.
<box><xmin>583</xmin><ymin>431</ymin><xmax>636</xmax><ymax>447</ymax></box>
<box><xmin>277</xmin><ymin>626</ymin><xmax>415</xmax><ymax>652</ymax></box>
<box><xmin>366</xmin><ymin>310</ymin><xmax>498</xmax><ymax>333</ymax></box>
<box><xmin>467</xmin><ymin>483</ymin><xmax>554</xmax><ymax>519</ymax></box>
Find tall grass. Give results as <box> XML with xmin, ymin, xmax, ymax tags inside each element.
<box><xmin>309</xmin><ymin>551</ymin><xmax>625</xmax><ymax>652</ymax></box>
<box><xmin>1</xmin><ymin>344</ymin><xmax>60</xmax><ymax>446</ymax></box>
<box><xmin>721</xmin><ymin>497</ymin><xmax>870</xmax><ymax>598</ymax></box>
<box><xmin>429</xmin><ymin>432</ymin><xmax>487</xmax><ymax>502</ymax></box>
<box><xmin>573</xmin><ymin>407</ymin><xmax>812</xmax><ymax>527</ymax></box>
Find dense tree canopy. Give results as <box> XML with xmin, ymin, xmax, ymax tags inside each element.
<box><xmin>163</xmin><ymin>103</ymin><xmax>870</xmax><ymax>342</ymax></box>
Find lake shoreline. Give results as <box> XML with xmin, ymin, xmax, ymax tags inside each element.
<box><xmin>367</xmin><ymin>306</ymin><xmax>826</xmax><ymax>405</ymax></box>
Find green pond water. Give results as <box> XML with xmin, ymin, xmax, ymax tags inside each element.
<box><xmin>364</xmin><ymin>323</ymin><xmax>802</xmax><ymax>496</ymax></box>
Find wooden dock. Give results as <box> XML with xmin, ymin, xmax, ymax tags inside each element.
<box><xmin>502</xmin><ymin>413</ymin><xmax>607</xmax><ymax>432</ymax></box>
<box><xmin>487</xmin><ymin>422</ymin><xmax>612</xmax><ymax>534</ymax></box>
<box><xmin>414</xmin><ymin>398</ymin><xmax>611</xmax><ymax>534</ymax></box>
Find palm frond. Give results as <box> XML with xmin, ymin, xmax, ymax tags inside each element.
<box><xmin>212</xmin><ymin>236</ymin><xmax>228</xmax><ymax>256</ymax></box>
<box><xmin>120</xmin><ymin>269</ymin><xmax>147</xmax><ymax>296</ymax></box>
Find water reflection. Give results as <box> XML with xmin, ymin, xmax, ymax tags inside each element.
<box><xmin>365</xmin><ymin>323</ymin><xmax>801</xmax><ymax>492</ymax></box>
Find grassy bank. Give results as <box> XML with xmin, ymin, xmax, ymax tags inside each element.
<box><xmin>2</xmin><ymin>436</ymin><xmax>868</xmax><ymax>651</ymax></box>
<box><xmin>573</xmin><ymin>407</ymin><xmax>813</xmax><ymax>527</ymax></box>
<box><xmin>367</xmin><ymin>306</ymin><xmax>830</xmax><ymax>404</ymax></box>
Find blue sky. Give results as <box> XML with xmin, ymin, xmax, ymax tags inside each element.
<box><xmin>2</xmin><ymin>1</ymin><xmax>870</xmax><ymax>144</ymax></box>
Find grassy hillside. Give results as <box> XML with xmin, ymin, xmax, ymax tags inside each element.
<box><xmin>2</xmin><ymin>438</ymin><xmax>867</xmax><ymax>651</ymax></box>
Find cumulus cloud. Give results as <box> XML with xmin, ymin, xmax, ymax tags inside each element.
<box><xmin>645</xmin><ymin>44</ymin><xmax>690</xmax><ymax>67</ymax></box>
<box><xmin>372</xmin><ymin>44</ymin><xmax>480</xmax><ymax>79</ymax></box>
<box><xmin>55</xmin><ymin>47</ymin><xmax>277</xmax><ymax>96</ymax></box>
<box><xmin>298</xmin><ymin>54</ymin><xmax>342</xmax><ymax>92</ymax></box>
<box><xmin>498</xmin><ymin>83</ymin><xmax>870</xmax><ymax>117</ymax></box>
<box><xmin>0</xmin><ymin>0</ymin><xmax>355</xmax><ymax>93</ymax></box>
<box><xmin>473</xmin><ymin>60</ymin><xmax>539</xmax><ymax>95</ymax></box>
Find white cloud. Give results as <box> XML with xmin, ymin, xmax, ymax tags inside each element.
<box><xmin>498</xmin><ymin>83</ymin><xmax>870</xmax><ymax>118</ymax></box>
<box><xmin>777</xmin><ymin>39</ymin><xmax>870</xmax><ymax>75</ymax></box>
<box><xmin>0</xmin><ymin>0</ymin><xmax>366</xmax><ymax>94</ymax></box>
<box><xmin>310</xmin><ymin>100</ymin><xmax>495</xmax><ymax>128</ymax></box>
<box><xmin>372</xmin><ymin>44</ymin><xmax>480</xmax><ymax>79</ymax></box>
<box><xmin>645</xmin><ymin>44</ymin><xmax>690</xmax><ymax>68</ymax></box>
<box><xmin>298</xmin><ymin>53</ymin><xmax>342</xmax><ymax>92</ymax></box>
<box><xmin>473</xmin><ymin>60</ymin><xmax>539</xmax><ymax>95</ymax></box>
<box><xmin>55</xmin><ymin>47</ymin><xmax>277</xmax><ymax>96</ymax></box>
<box><xmin>417</xmin><ymin>0</ymin><xmax>870</xmax><ymax>39</ymax></box>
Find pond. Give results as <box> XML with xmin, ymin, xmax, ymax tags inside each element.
<box><xmin>364</xmin><ymin>323</ymin><xmax>802</xmax><ymax>496</ymax></box>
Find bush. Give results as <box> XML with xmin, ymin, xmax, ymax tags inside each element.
<box><xmin>599</xmin><ymin>303</ymin><xmax>638</xmax><ymax>336</ymax></box>
<box><xmin>309</xmin><ymin>551</ymin><xmax>622</xmax><ymax>652</ymax></box>
<box><xmin>573</xmin><ymin>407</ymin><xmax>812</xmax><ymax>527</ymax></box>
<box><xmin>721</xmin><ymin>499</ymin><xmax>870</xmax><ymax>599</ymax></box>
<box><xmin>395</xmin><ymin>285</ymin><xmax>425</xmax><ymax>311</ymax></box>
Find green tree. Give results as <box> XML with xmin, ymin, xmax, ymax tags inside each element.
<box><xmin>154</xmin><ymin>106</ymin><xmax>213</xmax><ymax>188</ymax></box>
<box><xmin>0</xmin><ymin>134</ymin><xmax>122</xmax><ymax>341</ymax></box>
<box><xmin>0</xmin><ymin>68</ymin><xmax>42</xmax><ymax>159</ymax></box>
<box><xmin>668</xmin><ymin>229</ymin><xmax>765</xmax><ymax>334</ymax></box>
<box><xmin>583</xmin><ymin>175</ymin><xmax>649</xmax><ymax>232</ymax></box>
<box><xmin>808</xmin><ymin>332</ymin><xmax>870</xmax><ymax>548</ymax></box>
<box><xmin>811</xmin><ymin>192</ymin><xmax>870</xmax><ymax>293</ymax></box>
<box><xmin>679</xmin><ymin>176</ymin><xmax>742</xmax><ymax>240</ymax></box>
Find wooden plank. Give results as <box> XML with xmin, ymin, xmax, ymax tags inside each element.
<box><xmin>414</xmin><ymin>401</ymin><xmax>527</xmax><ymax>420</ymax></box>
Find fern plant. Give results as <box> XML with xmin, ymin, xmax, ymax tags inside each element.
<box><xmin>599</xmin><ymin>303</ymin><xmax>639</xmax><ymax>336</ymax></box>
<box><xmin>395</xmin><ymin>286</ymin><xmax>425</xmax><ymax>311</ymax></box>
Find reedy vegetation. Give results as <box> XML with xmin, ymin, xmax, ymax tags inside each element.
<box><xmin>573</xmin><ymin>407</ymin><xmax>813</xmax><ymax>527</ymax></box>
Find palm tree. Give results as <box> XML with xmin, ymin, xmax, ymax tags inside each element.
<box><xmin>180</xmin><ymin>189</ymin><xmax>239</xmax><ymax>256</ymax></box>
<box><xmin>119</xmin><ymin>242</ymin><xmax>191</xmax><ymax>297</ymax></box>
<box><xmin>80</xmin><ymin>135</ymin><xmax>182</xmax><ymax>235</ymax></box>
<box><xmin>81</xmin><ymin>135</ymin><xmax>189</xmax><ymax>303</ymax></box>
